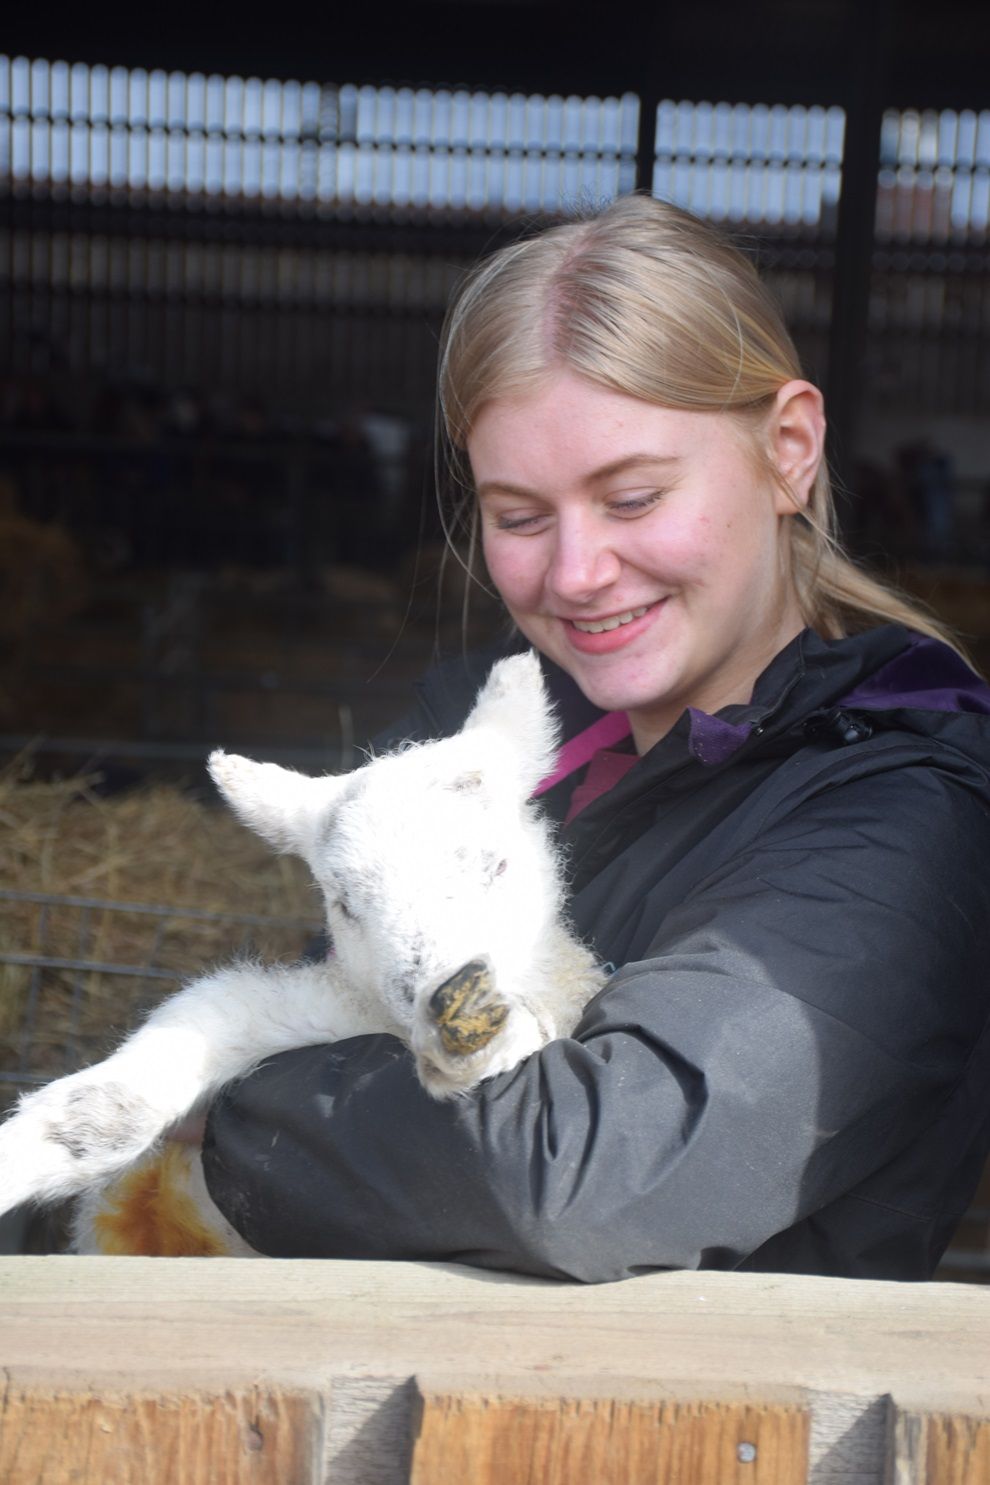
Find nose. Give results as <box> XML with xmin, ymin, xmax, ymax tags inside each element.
<box><xmin>545</xmin><ymin>512</ymin><xmax>621</xmax><ymax>606</ymax></box>
<box><xmin>428</xmin><ymin>959</ymin><xmax>509</xmax><ymax>1056</ymax></box>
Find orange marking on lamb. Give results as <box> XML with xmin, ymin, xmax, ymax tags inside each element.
<box><xmin>91</xmin><ymin>1143</ymin><xmax>228</xmax><ymax>1257</ymax></box>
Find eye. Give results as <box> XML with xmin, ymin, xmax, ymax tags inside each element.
<box><xmin>607</xmin><ymin>489</ymin><xmax>667</xmax><ymax>516</ymax></box>
<box><xmin>489</xmin><ymin>509</ymin><xmax>551</xmax><ymax>534</ymax></box>
<box><xmin>450</xmin><ymin>771</ymin><xmax>483</xmax><ymax>793</ymax></box>
<box><xmin>333</xmin><ymin>895</ymin><xmax>358</xmax><ymax>923</ymax></box>
<box><xmin>483</xmin><ymin>854</ymin><xmax>508</xmax><ymax>885</ymax></box>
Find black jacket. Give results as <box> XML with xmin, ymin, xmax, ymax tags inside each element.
<box><xmin>203</xmin><ymin>624</ymin><xmax>990</xmax><ymax>1281</ymax></box>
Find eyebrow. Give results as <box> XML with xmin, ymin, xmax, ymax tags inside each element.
<box><xmin>475</xmin><ymin>453</ymin><xmax>683</xmax><ymax>500</ymax></box>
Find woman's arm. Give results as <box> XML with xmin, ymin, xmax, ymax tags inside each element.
<box><xmin>201</xmin><ymin>765</ymin><xmax>990</xmax><ymax>1280</ymax></box>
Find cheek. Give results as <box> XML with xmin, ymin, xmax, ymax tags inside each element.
<box><xmin>481</xmin><ymin>534</ymin><xmax>545</xmax><ymax>608</ymax></box>
<box><xmin>633</xmin><ymin>514</ymin><xmax>714</xmax><ymax>580</ymax></box>
<box><xmin>657</xmin><ymin>496</ymin><xmax>770</xmax><ymax>582</ymax></box>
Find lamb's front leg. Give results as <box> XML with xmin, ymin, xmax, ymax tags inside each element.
<box><xmin>0</xmin><ymin>959</ymin><xmax>388</xmax><ymax>1217</ymax></box>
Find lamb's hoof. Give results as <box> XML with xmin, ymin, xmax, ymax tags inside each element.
<box><xmin>429</xmin><ymin>960</ymin><xmax>509</xmax><ymax>1056</ymax></box>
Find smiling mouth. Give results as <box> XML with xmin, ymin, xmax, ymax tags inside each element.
<box><xmin>569</xmin><ymin>603</ymin><xmax>656</xmax><ymax>635</ymax></box>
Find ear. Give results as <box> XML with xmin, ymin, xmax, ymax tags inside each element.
<box><xmin>768</xmin><ymin>380</ymin><xmax>826</xmax><ymax>515</ymax></box>
<box><xmin>208</xmin><ymin>751</ymin><xmax>348</xmax><ymax>855</ymax></box>
<box><xmin>461</xmin><ymin>652</ymin><xmax>560</xmax><ymax>796</ymax></box>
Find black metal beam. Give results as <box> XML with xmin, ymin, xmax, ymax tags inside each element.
<box><xmin>824</xmin><ymin>0</ymin><xmax>892</xmax><ymax>516</ymax></box>
<box><xmin>3</xmin><ymin>0</ymin><xmax>987</xmax><ymax>109</ymax></box>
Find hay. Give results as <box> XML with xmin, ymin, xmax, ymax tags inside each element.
<box><xmin>0</xmin><ymin>757</ymin><xmax>321</xmax><ymax>1096</ymax></box>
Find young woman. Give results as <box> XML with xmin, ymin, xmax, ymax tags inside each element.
<box><xmin>201</xmin><ymin>195</ymin><xmax>990</xmax><ymax>1281</ymax></box>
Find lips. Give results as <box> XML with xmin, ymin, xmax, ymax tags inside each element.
<box><xmin>571</xmin><ymin>605</ymin><xmax>652</xmax><ymax>634</ymax></box>
<box><xmin>562</xmin><ymin>599</ymin><xmax>665</xmax><ymax>655</ymax></box>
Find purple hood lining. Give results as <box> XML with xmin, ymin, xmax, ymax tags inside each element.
<box><xmin>840</xmin><ymin>631</ymin><xmax>990</xmax><ymax>715</ymax></box>
<box><xmin>686</xmin><ymin>631</ymin><xmax>990</xmax><ymax>768</ymax></box>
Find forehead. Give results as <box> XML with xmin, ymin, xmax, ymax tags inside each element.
<box><xmin>331</xmin><ymin>736</ymin><xmax>497</xmax><ymax>838</ymax></box>
<box><xmin>468</xmin><ymin>370</ymin><xmax>738</xmax><ymax>491</ymax></box>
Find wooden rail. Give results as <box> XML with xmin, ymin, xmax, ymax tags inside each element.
<box><xmin>1</xmin><ymin>1258</ymin><xmax>988</xmax><ymax>1483</ymax></box>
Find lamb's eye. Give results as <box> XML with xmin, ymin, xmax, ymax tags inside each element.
<box><xmin>334</xmin><ymin>896</ymin><xmax>357</xmax><ymax>922</ymax></box>
<box><xmin>481</xmin><ymin>853</ymin><xmax>507</xmax><ymax>885</ymax></box>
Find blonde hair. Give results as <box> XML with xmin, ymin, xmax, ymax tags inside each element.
<box><xmin>437</xmin><ymin>192</ymin><xmax>961</xmax><ymax>654</ymax></box>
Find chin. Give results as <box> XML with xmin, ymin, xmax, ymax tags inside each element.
<box><xmin>570</xmin><ymin>662</ymin><xmax>682</xmax><ymax>716</ymax></box>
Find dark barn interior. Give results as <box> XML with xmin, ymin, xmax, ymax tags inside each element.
<box><xmin>0</xmin><ymin>0</ymin><xmax>989</xmax><ymax>1267</ymax></box>
<box><xmin>2</xmin><ymin>0</ymin><xmax>989</xmax><ymax>760</ymax></box>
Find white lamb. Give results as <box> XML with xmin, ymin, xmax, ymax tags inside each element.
<box><xmin>0</xmin><ymin>652</ymin><xmax>605</xmax><ymax>1255</ymax></box>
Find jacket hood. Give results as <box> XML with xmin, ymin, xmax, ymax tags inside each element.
<box><xmin>842</xmin><ymin>629</ymin><xmax>990</xmax><ymax>715</ymax></box>
<box><xmin>691</xmin><ymin>624</ymin><xmax>990</xmax><ymax>773</ymax></box>
<box><xmin>678</xmin><ymin>625</ymin><xmax>990</xmax><ymax>768</ymax></box>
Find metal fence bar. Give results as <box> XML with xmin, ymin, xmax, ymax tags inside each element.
<box><xmin>0</xmin><ymin>953</ymin><xmax>191</xmax><ymax>979</ymax></box>
<box><xmin>31</xmin><ymin>662</ymin><xmax>414</xmax><ymax>701</ymax></box>
<box><xmin>0</xmin><ymin>890</ymin><xmax>326</xmax><ymax>1097</ymax></box>
<box><xmin>62</xmin><ymin>904</ymin><xmax>92</xmax><ymax>1071</ymax></box>
<box><xmin>0</xmin><ymin>735</ymin><xmax>351</xmax><ymax>769</ymax></box>
<box><xmin>15</xmin><ymin>897</ymin><xmax>47</xmax><ymax>1070</ymax></box>
<box><xmin>0</xmin><ymin>887</ymin><xmax>320</xmax><ymax>928</ymax></box>
<box><xmin>939</xmin><ymin>1249</ymin><xmax>990</xmax><ymax>1273</ymax></box>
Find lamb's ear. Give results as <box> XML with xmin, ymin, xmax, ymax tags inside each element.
<box><xmin>461</xmin><ymin>652</ymin><xmax>560</xmax><ymax>795</ymax></box>
<box><xmin>208</xmin><ymin>751</ymin><xmax>348</xmax><ymax>855</ymax></box>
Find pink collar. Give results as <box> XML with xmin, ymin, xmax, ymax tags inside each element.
<box><xmin>532</xmin><ymin>711</ymin><xmax>633</xmax><ymax>797</ymax></box>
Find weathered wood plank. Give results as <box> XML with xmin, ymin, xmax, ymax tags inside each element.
<box><xmin>0</xmin><ymin>1385</ymin><xmax>324</xmax><ymax>1485</ymax></box>
<box><xmin>887</xmin><ymin>1409</ymin><xmax>990</xmax><ymax>1485</ymax></box>
<box><xmin>410</xmin><ymin>1393</ymin><xmax>810</xmax><ymax>1485</ymax></box>
<box><xmin>2</xmin><ymin>1260</ymin><xmax>988</xmax><ymax>1416</ymax></box>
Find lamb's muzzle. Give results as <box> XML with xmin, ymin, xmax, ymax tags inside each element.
<box><xmin>428</xmin><ymin>959</ymin><xmax>509</xmax><ymax>1056</ymax></box>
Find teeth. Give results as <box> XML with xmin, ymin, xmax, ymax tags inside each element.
<box><xmin>572</xmin><ymin>605</ymin><xmax>650</xmax><ymax>635</ymax></box>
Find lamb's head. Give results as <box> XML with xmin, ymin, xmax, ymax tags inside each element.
<box><xmin>209</xmin><ymin>652</ymin><xmax>565</xmax><ymax>1097</ymax></box>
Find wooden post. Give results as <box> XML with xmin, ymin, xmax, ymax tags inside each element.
<box><xmin>0</xmin><ymin>1385</ymin><xmax>325</xmax><ymax>1485</ymax></box>
<box><xmin>887</xmin><ymin>1408</ymin><xmax>990</xmax><ymax>1485</ymax></box>
<box><xmin>412</xmin><ymin>1393</ymin><xmax>811</xmax><ymax>1485</ymax></box>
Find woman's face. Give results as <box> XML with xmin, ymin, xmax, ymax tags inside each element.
<box><xmin>469</xmin><ymin>370</ymin><xmax>823</xmax><ymax>753</ymax></box>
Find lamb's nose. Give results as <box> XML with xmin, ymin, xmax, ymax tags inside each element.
<box><xmin>429</xmin><ymin>959</ymin><xmax>509</xmax><ymax>1056</ymax></box>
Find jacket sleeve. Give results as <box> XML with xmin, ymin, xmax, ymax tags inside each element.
<box><xmin>201</xmin><ymin>765</ymin><xmax>990</xmax><ymax>1279</ymax></box>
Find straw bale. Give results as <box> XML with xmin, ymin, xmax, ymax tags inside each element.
<box><xmin>0</xmin><ymin>759</ymin><xmax>321</xmax><ymax>1101</ymax></box>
